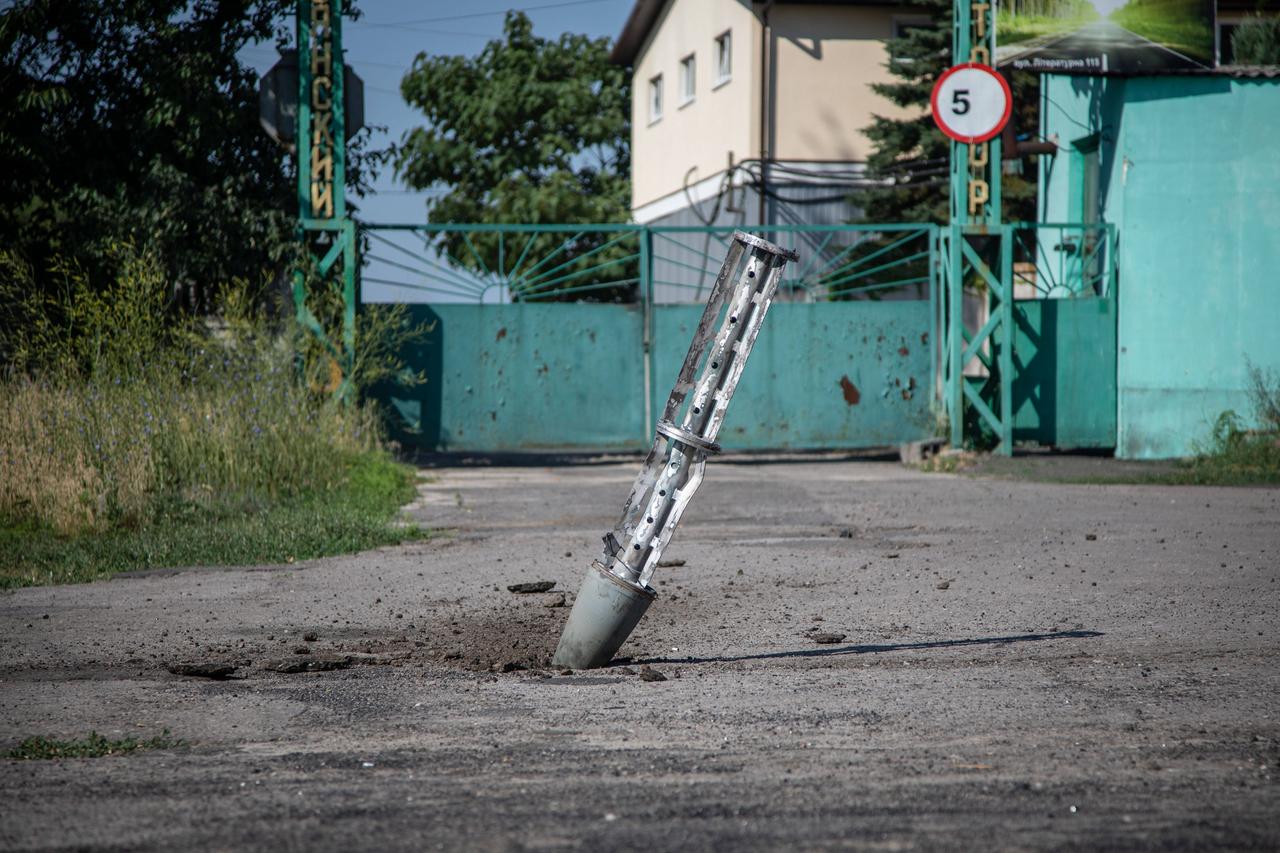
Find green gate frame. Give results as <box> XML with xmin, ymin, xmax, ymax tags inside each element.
<box><xmin>294</xmin><ymin>0</ymin><xmax>357</xmax><ymax>401</ymax></box>
<box><xmin>940</xmin><ymin>0</ymin><xmax>1120</xmax><ymax>454</ymax></box>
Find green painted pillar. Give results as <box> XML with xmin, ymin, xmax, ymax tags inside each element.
<box><xmin>295</xmin><ymin>0</ymin><xmax>356</xmax><ymax>401</ymax></box>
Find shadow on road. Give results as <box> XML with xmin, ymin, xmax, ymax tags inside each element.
<box><xmin>405</xmin><ymin>447</ymin><xmax>899</xmax><ymax>469</ymax></box>
<box><xmin>636</xmin><ymin>629</ymin><xmax>1104</xmax><ymax>666</ymax></box>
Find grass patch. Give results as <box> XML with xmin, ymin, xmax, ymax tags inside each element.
<box><xmin>8</xmin><ymin>730</ymin><xmax>183</xmax><ymax>760</ymax></box>
<box><xmin>997</xmin><ymin>8</ymin><xmax>1099</xmax><ymax>46</ymax></box>
<box><xmin>1110</xmin><ymin>0</ymin><xmax>1214</xmax><ymax>64</ymax></box>
<box><xmin>929</xmin><ymin>365</ymin><xmax>1280</xmax><ymax>487</ymax></box>
<box><xmin>1158</xmin><ymin>430</ymin><xmax>1280</xmax><ymax>487</ymax></box>
<box><xmin>1</xmin><ymin>244</ymin><xmax>431</xmax><ymax>588</ymax></box>
<box><xmin>1</xmin><ymin>451</ymin><xmax>424</xmax><ymax>589</ymax></box>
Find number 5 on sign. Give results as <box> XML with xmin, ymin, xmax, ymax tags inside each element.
<box><xmin>931</xmin><ymin>63</ymin><xmax>1011</xmax><ymax>144</ymax></box>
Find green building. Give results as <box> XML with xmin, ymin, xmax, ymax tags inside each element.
<box><xmin>1035</xmin><ymin>69</ymin><xmax>1280</xmax><ymax>458</ymax></box>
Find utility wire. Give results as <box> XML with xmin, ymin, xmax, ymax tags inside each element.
<box><xmin>360</xmin><ymin>0</ymin><xmax>622</xmax><ymax>29</ymax></box>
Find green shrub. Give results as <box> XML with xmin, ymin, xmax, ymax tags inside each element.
<box><xmin>1232</xmin><ymin>15</ymin><xmax>1280</xmax><ymax>65</ymax></box>
<box><xmin>1172</xmin><ymin>363</ymin><xmax>1280</xmax><ymax>486</ymax></box>
<box><xmin>0</xmin><ymin>244</ymin><xmax>411</xmax><ymax>540</ymax></box>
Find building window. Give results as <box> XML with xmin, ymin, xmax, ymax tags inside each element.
<box><xmin>648</xmin><ymin>74</ymin><xmax>663</xmax><ymax>123</ymax></box>
<box><xmin>714</xmin><ymin>31</ymin><xmax>731</xmax><ymax>86</ymax></box>
<box><xmin>679</xmin><ymin>54</ymin><xmax>695</xmax><ymax>105</ymax></box>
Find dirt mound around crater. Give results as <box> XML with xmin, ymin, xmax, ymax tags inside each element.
<box><xmin>416</xmin><ymin>597</ymin><xmax>568</xmax><ymax>673</ymax></box>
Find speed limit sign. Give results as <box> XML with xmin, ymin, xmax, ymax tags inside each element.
<box><xmin>930</xmin><ymin>63</ymin><xmax>1012</xmax><ymax>144</ymax></box>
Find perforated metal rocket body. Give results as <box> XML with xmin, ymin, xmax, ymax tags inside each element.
<box><xmin>552</xmin><ymin>232</ymin><xmax>798</xmax><ymax>669</ymax></box>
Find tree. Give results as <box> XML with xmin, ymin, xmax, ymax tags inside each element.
<box><xmin>395</xmin><ymin>11</ymin><xmax>628</xmax><ymax>226</ymax></box>
<box><xmin>853</xmin><ymin>1</ymin><xmax>1037</xmax><ymax>225</ymax></box>
<box><xmin>393</xmin><ymin>12</ymin><xmax>633</xmax><ymax>301</ymax></box>
<box><xmin>0</xmin><ymin>0</ymin><xmax>377</xmax><ymax>318</ymax></box>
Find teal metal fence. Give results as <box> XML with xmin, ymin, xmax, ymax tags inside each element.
<box><xmin>363</xmin><ymin>223</ymin><xmax>939</xmax><ymax>452</ymax></box>
<box><xmin>940</xmin><ymin>223</ymin><xmax>1118</xmax><ymax>453</ymax></box>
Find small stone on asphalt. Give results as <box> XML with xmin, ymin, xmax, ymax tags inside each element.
<box><xmin>508</xmin><ymin>581</ymin><xmax>556</xmax><ymax>594</ymax></box>
<box><xmin>168</xmin><ymin>662</ymin><xmax>236</xmax><ymax>679</ymax></box>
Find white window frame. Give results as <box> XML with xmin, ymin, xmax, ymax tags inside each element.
<box><xmin>679</xmin><ymin>53</ymin><xmax>696</xmax><ymax>106</ymax></box>
<box><xmin>714</xmin><ymin>30</ymin><xmax>732</xmax><ymax>88</ymax></box>
<box><xmin>648</xmin><ymin>74</ymin><xmax>663</xmax><ymax>124</ymax></box>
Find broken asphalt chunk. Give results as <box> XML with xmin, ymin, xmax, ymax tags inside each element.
<box><xmin>508</xmin><ymin>581</ymin><xmax>556</xmax><ymax>594</ymax></box>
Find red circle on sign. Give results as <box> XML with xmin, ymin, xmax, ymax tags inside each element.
<box><xmin>930</xmin><ymin>63</ymin><xmax>1012</xmax><ymax>144</ymax></box>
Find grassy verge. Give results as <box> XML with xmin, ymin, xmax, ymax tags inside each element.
<box><xmin>1158</xmin><ymin>437</ymin><xmax>1280</xmax><ymax>486</ymax></box>
<box><xmin>1</xmin><ymin>245</ymin><xmax>432</xmax><ymax>589</ymax></box>
<box><xmin>8</xmin><ymin>731</ymin><xmax>183</xmax><ymax>760</ymax></box>
<box><xmin>997</xmin><ymin>8</ymin><xmax>1099</xmax><ymax>46</ymax></box>
<box><xmin>1</xmin><ymin>451</ymin><xmax>423</xmax><ymax>589</ymax></box>
<box><xmin>925</xmin><ymin>440</ymin><xmax>1280</xmax><ymax>487</ymax></box>
<box><xmin>1109</xmin><ymin>0</ymin><xmax>1214</xmax><ymax>63</ymax></box>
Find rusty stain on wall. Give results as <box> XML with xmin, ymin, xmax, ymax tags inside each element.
<box><xmin>839</xmin><ymin>375</ymin><xmax>861</xmax><ymax>405</ymax></box>
<box><xmin>495</xmin><ymin>327</ymin><xmax>507</xmax><ymax>342</ymax></box>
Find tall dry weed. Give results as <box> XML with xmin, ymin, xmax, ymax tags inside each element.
<box><xmin>1</xmin><ymin>245</ymin><xmax>384</xmax><ymax>534</ymax></box>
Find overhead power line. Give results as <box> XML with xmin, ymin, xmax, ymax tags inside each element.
<box><xmin>360</xmin><ymin>0</ymin><xmax>622</xmax><ymax>28</ymax></box>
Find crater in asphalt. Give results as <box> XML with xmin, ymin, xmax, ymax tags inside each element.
<box><xmin>419</xmin><ymin>599</ymin><xmax>566</xmax><ymax>673</ymax></box>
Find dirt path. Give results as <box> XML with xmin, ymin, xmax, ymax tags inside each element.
<box><xmin>2</xmin><ymin>460</ymin><xmax>1278</xmax><ymax>850</ymax></box>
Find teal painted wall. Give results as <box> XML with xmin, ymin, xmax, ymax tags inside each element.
<box><xmin>375</xmin><ymin>301</ymin><xmax>933</xmax><ymax>452</ymax></box>
<box><xmin>1009</xmin><ymin>297</ymin><xmax>1117</xmax><ymax>448</ymax></box>
<box><xmin>1040</xmin><ymin>76</ymin><xmax>1280</xmax><ymax>458</ymax></box>
<box><xmin>653</xmin><ymin>303</ymin><xmax>933</xmax><ymax>450</ymax></box>
<box><xmin>376</xmin><ymin>304</ymin><xmax>647</xmax><ymax>452</ymax></box>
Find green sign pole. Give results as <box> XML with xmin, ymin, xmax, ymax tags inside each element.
<box><xmin>295</xmin><ymin>0</ymin><xmax>356</xmax><ymax>400</ymax></box>
<box><xmin>946</xmin><ymin>0</ymin><xmax>1013</xmax><ymax>454</ymax></box>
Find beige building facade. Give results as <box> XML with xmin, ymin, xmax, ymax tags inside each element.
<box><xmin>613</xmin><ymin>0</ymin><xmax>927</xmax><ymax>225</ymax></box>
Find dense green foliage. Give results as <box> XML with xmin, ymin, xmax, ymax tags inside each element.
<box><xmin>854</xmin><ymin>0</ymin><xmax>1036</xmax><ymax>225</ymax></box>
<box><xmin>853</xmin><ymin>0</ymin><xmax>952</xmax><ymax>224</ymax></box>
<box><xmin>0</xmin><ymin>0</ymin><xmax>377</xmax><ymax>318</ymax></box>
<box><xmin>395</xmin><ymin>11</ymin><xmax>629</xmax><ymax>226</ymax></box>
<box><xmin>393</xmin><ymin>12</ymin><xmax>633</xmax><ymax>301</ymax></box>
<box><xmin>1109</xmin><ymin>0</ymin><xmax>1215</xmax><ymax>64</ymax></box>
<box><xmin>997</xmin><ymin>0</ymin><xmax>1098</xmax><ymax>45</ymax></box>
<box><xmin>0</xmin><ymin>245</ymin><xmax>424</xmax><ymax>589</ymax></box>
<box><xmin>1231</xmin><ymin>14</ymin><xmax>1280</xmax><ymax>65</ymax></box>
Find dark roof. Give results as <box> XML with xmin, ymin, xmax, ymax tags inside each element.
<box><xmin>1197</xmin><ymin>65</ymin><xmax>1280</xmax><ymax>77</ymax></box>
<box><xmin>609</xmin><ymin>0</ymin><xmax>920</xmax><ymax>66</ymax></box>
<box><xmin>611</xmin><ymin>0</ymin><xmax>665</xmax><ymax>66</ymax></box>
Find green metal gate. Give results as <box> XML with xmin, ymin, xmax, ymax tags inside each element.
<box><xmin>363</xmin><ymin>224</ymin><xmax>938</xmax><ymax>452</ymax></box>
<box><xmin>940</xmin><ymin>222</ymin><xmax>1118</xmax><ymax>451</ymax></box>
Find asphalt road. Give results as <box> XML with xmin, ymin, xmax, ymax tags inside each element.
<box><xmin>2</xmin><ymin>458</ymin><xmax>1278</xmax><ymax>851</ymax></box>
<box><xmin>1004</xmin><ymin>20</ymin><xmax>1206</xmax><ymax>73</ymax></box>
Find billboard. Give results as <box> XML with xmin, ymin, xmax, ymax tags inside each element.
<box><xmin>995</xmin><ymin>0</ymin><xmax>1215</xmax><ymax>74</ymax></box>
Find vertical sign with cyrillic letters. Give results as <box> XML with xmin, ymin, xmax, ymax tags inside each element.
<box><xmin>309</xmin><ymin>0</ymin><xmax>334</xmax><ymax>219</ymax></box>
<box><xmin>965</xmin><ymin>1</ymin><xmax>993</xmax><ymax>219</ymax></box>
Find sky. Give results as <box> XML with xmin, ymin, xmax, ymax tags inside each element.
<box><xmin>238</xmin><ymin>0</ymin><xmax>634</xmax><ymax>226</ymax></box>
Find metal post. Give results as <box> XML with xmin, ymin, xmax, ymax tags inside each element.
<box><xmin>949</xmin><ymin>224</ymin><xmax>964</xmax><ymax>448</ymax></box>
<box><xmin>640</xmin><ymin>226</ymin><xmax>653</xmax><ymax>441</ymax></box>
<box><xmin>552</xmin><ymin>232</ymin><xmax>799</xmax><ymax>669</ymax></box>
<box><xmin>999</xmin><ymin>227</ymin><xmax>1014</xmax><ymax>450</ymax></box>
<box><xmin>948</xmin><ymin>0</ymin><xmax>1011</xmax><ymax>452</ymax></box>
